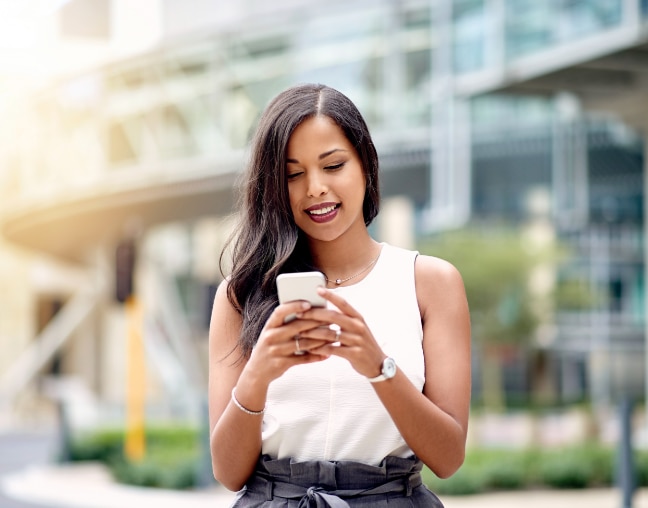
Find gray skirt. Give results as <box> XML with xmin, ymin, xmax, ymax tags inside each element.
<box><xmin>230</xmin><ymin>454</ymin><xmax>444</xmax><ymax>507</ymax></box>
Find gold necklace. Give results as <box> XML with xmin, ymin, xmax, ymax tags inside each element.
<box><xmin>323</xmin><ymin>252</ymin><xmax>381</xmax><ymax>286</ymax></box>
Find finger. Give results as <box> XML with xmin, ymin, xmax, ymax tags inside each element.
<box><xmin>295</xmin><ymin>350</ymin><xmax>330</xmax><ymax>361</ymax></box>
<box><xmin>285</xmin><ymin>319</ymin><xmax>330</xmax><ymax>336</ymax></box>
<box><xmin>316</xmin><ymin>288</ymin><xmax>362</xmax><ymax>318</ymax></box>
<box><xmin>312</xmin><ymin>341</ymin><xmax>348</xmax><ymax>358</ymax></box>
<box><xmin>292</xmin><ymin>337</ymin><xmax>333</xmax><ymax>354</ymax></box>
<box><xmin>299</xmin><ymin>308</ymin><xmax>359</xmax><ymax>337</ymax></box>
<box><xmin>297</xmin><ymin>324</ymin><xmax>342</xmax><ymax>342</ymax></box>
<box><xmin>268</xmin><ymin>301</ymin><xmax>312</xmax><ymax>327</ymax></box>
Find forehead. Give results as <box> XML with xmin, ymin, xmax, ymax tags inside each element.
<box><xmin>286</xmin><ymin>115</ymin><xmax>351</xmax><ymax>156</ymax></box>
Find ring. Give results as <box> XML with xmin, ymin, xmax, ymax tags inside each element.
<box><xmin>329</xmin><ymin>323</ymin><xmax>341</xmax><ymax>343</ymax></box>
<box><xmin>294</xmin><ymin>336</ymin><xmax>305</xmax><ymax>355</ymax></box>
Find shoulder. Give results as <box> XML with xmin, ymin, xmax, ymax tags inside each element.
<box><xmin>213</xmin><ymin>276</ymin><xmax>234</xmax><ymax>309</ymax></box>
<box><xmin>380</xmin><ymin>243</ymin><xmax>464</xmax><ymax>291</ymax></box>
<box><xmin>210</xmin><ymin>278</ymin><xmax>242</xmax><ymax>338</ymax></box>
<box><xmin>414</xmin><ymin>253</ymin><xmax>463</xmax><ymax>285</ymax></box>
<box><xmin>414</xmin><ymin>254</ymin><xmax>467</xmax><ymax>315</ymax></box>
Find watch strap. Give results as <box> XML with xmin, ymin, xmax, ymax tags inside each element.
<box><xmin>367</xmin><ymin>357</ymin><xmax>396</xmax><ymax>383</ymax></box>
<box><xmin>367</xmin><ymin>373</ymin><xmax>387</xmax><ymax>383</ymax></box>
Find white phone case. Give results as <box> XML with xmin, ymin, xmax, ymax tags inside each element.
<box><xmin>276</xmin><ymin>271</ymin><xmax>326</xmax><ymax>307</ymax></box>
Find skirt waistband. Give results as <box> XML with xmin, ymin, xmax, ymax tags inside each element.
<box><xmin>245</xmin><ymin>455</ymin><xmax>424</xmax><ymax>506</ymax></box>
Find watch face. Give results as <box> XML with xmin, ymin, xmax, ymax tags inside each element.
<box><xmin>383</xmin><ymin>358</ymin><xmax>397</xmax><ymax>378</ymax></box>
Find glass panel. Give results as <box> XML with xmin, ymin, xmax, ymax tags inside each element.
<box><xmin>108</xmin><ymin>120</ymin><xmax>137</xmax><ymax>164</ymax></box>
<box><xmin>295</xmin><ymin>58</ymin><xmax>383</xmax><ymax>126</ymax></box>
<box><xmin>403</xmin><ymin>5</ymin><xmax>432</xmax><ymax>125</ymax></box>
<box><xmin>453</xmin><ymin>0</ymin><xmax>487</xmax><ymax>73</ymax></box>
<box><xmin>404</xmin><ymin>48</ymin><xmax>432</xmax><ymax>124</ymax></box>
<box><xmin>506</xmin><ymin>0</ymin><xmax>623</xmax><ymax>60</ymax></box>
<box><xmin>292</xmin><ymin>6</ymin><xmax>386</xmax><ymax>126</ymax></box>
<box><xmin>562</xmin><ymin>0</ymin><xmax>622</xmax><ymax>37</ymax></box>
<box><xmin>506</xmin><ymin>0</ymin><xmax>554</xmax><ymax>59</ymax></box>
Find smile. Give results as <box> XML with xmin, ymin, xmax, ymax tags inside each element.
<box><xmin>305</xmin><ymin>203</ymin><xmax>340</xmax><ymax>223</ymax></box>
<box><xmin>308</xmin><ymin>204</ymin><xmax>337</xmax><ymax>216</ymax></box>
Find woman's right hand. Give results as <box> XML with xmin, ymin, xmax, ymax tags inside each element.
<box><xmin>209</xmin><ymin>287</ymin><xmax>337</xmax><ymax>491</ymax></box>
<box><xmin>241</xmin><ymin>301</ymin><xmax>333</xmax><ymax>386</ymax></box>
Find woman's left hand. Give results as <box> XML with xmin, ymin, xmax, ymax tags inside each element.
<box><xmin>297</xmin><ymin>287</ymin><xmax>386</xmax><ymax>379</ymax></box>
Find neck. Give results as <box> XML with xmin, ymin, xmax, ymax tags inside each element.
<box><xmin>308</xmin><ymin>230</ymin><xmax>381</xmax><ymax>286</ymax></box>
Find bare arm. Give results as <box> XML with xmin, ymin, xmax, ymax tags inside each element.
<box><xmin>374</xmin><ymin>256</ymin><xmax>471</xmax><ymax>477</ymax></box>
<box><xmin>208</xmin><ymin>280</ymin><xmax>333</xmax><ymax>491</ymax></box>
<box><xmin>207</xmin><ymin>281</ymin><xmax>260</xmax><ymax>490</ymax></box>
<box><xmin>307</xmin><ymin>255</ymin><xmax>471</xmax><ymax>478</ymax></box>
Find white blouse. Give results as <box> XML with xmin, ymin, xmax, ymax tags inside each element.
<box><xmin>261</xmin><ymin>243</ymin><xmax>425</xmax><ymax>465</ymax></box>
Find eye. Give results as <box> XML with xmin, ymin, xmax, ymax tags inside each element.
<box><xmin>324</xmin><ymin>162</ymin><xmax>345</xmax><ymax>171</ymax></box>
<box><xmin>286</xmin><ymin>171</ymin><xmax>302</xmax><ymax>180</ymax></box>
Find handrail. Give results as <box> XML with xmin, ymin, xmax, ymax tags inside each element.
<box><xmin>0</xmin><ymin>289</ymin><xmax>99</xmax><ymax>409</ymax></box>
<box><xmin>147</xmin><ymin>259</ymin><xmax>205</xmax><ymax>390</ymax></box>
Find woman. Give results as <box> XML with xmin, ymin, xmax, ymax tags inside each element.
<box><xmin>208</xmin><ymin>83</ymin><xmax>471</xmax><ymax>507</ymax></box>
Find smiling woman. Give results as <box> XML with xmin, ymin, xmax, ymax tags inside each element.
<box><xmin>285</xmin><ymin>115</ymin><xmax>367</xmax><ymax>242</ymax></box>
<box><xmin>207</xmin><ymin>83</ymin><xmax>472</xmax><ymax>507</ymax></box>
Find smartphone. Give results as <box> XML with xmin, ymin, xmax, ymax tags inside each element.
<box><xmin>276</xmin><ymin>271</ymin><xmax>327</xmax><ymax>308</ymax></box>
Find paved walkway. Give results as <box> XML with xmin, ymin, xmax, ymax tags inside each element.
<box><xmin>3</xmin><ymin>461</ymin><xmax>648</xmax><ymax>508</ymax></box>
<box><xmin>0</xmin><ymin>430</ymin><xmax>60</xmax><ymax>508</ymax></box>
<box><xmin>1</xmin><ymin>462</ymin><xmax>235</xmax><ymax>508</ymax></box>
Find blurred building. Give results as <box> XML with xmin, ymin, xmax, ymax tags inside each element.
<box><xmin>452</xmin><ymin>0</ymin><xmax>647</xmax><ymax>408</ymax></box>
<box><xmin>0</xmin><ymin>0</ymin><xmax>645</xmax><ymax>425</ymax></box>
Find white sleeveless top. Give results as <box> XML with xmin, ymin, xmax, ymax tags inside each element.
<box><xmin>261</xmin><ymin>243</ymin><xmax>425</xmax><ymax>465</ymax></box>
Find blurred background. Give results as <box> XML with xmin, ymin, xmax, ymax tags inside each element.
<box><xmin>1</xmin><ymin>0</ymin><xmax>648</xmax><ymax>503</ymax></box>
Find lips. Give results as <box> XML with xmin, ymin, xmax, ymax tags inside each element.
<box><xmin>305</xmin><ymin>202</ymin><xmax>340</xmax><ymax>223</ymax></box>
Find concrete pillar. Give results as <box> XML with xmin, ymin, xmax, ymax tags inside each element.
<box><xmin>644</xmin><ymin>131</ymin><xmax>648</xmax><ymax>429</ymax></box>
<box><xmin>427</xmin><ymin>0</ymin><xmax>471</xmax><ymax>230</ymax></box>
<box><xmin>379</xmin><ymin>196</ymin><xmax>415</xmax><ymax>250</ymax></box>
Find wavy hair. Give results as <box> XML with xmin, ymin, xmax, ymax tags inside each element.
<box><xmin>221</xmin><ymin>83</ymin><xmax>380</xmax><ymax>359</ymax></box>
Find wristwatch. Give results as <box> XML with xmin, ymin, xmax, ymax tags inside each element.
<box><xmin>367</xmin><ymin>357</ymin><xmax>397</xmax><ymax>383</ymax></box>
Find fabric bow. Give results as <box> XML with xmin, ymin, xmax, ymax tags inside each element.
<box><xmin>296</xmin><ymin>486</ymin><xmax>350</xmax><ymax>508</ymax></box>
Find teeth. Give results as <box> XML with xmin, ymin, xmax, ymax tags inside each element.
<box><xmin>309</xmin><ymin>205</ymin><xmax>336</xmax><ymax>215</ymax></box>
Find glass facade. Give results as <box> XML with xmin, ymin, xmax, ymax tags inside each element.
<box><xmin>0</xmin><ymin>0</ymin><xmax>646</xmax><ymax>408</ymax></box>
<box><xmin>1</xmin><ymin>0</ymin><xmax>436</xmax><ymax>199</ymax></box>
<box><xmin>505</xmin><ymin>0</ymin><xmax>622</xmax><ymax>60</ymax></box>
<box><xmin>453</xmin><ymin>0</ymin><xmax>630</xmax><ymax>74</ymax></box>
<box><xmin>453</xmin><ymin>0</ymin><xmax>487</xmax><ymax>73</ymax></box>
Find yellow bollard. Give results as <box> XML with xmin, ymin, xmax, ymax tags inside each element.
<box><xmin>124</xmin><ymin>295</ymin><xmax>146</xmax><ymax>461</ymax></box>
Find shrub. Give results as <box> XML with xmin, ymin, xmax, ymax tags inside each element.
<box><xmin>538</xmin><ymin>456</ymin><xmax>590</xmax><ymax>488</ymax></box>
<box><xmin>536</xmin><ymin>446</ymin><xmax>613</xmax><ymax>489</ymax></box>
<box><xmin>634</xmin><ymin>450</ymin><xmax>648</xmax><ymax>487</ymax></box>
<box><xmin>111</xmin><ymin>455</ymin><xmax>199</xmax><ymax>489</ymax></box>
<box><xmin>479</xmin><ymin>457</ymin><xmax>527</xmax><ymax>490</ymax></box>
<box><xmin>423</xmin><ymin>465</ymin><xmax>485</xmax><ymax>496</ymax></box>
<box><xmin>70</xmin><ymin>426</ymin><xmax>621</xmax><ymax>493</ymax></box>
<box><xmin>68</xmin><ymin>424</ymin><xmax>203</xmax><ymax>489</ymax></box>
<box><xmin>424</xmin><ymin>445</ymin><xmax>616</xmax><ymax>495</ymax></box>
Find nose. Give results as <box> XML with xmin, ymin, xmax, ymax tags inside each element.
<box><xmin>306</xmin><ymin>171</ymin><xmax>328</xmax><ymax>198</ymax></box>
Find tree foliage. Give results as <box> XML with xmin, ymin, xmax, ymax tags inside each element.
<box><xmin>418</xmin><ymin>226</ymin><xmax>548</xmax><ymax>346</ymax></box>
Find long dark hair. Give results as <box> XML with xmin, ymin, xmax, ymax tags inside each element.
<box><xmin>221</xmin><ymin>83</ymin><xmax>380</xmax><ymax>359</ymax></box>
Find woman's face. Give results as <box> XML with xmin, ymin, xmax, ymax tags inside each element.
<box><xmin>285</xmin><ymin>115</ymin><xmax>366</xmax><ymax>244</ymax></box>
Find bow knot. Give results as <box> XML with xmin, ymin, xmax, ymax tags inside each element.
<box><xmin>296</xmin><ymin>486</ymin><xmax>350</xmax><ymax>508</ymax></box>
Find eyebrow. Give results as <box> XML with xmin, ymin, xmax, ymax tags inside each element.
<box><xmin>286</xmin><ymin>148</ymin><xmax>347</xmax><ymax>164</ymax></box>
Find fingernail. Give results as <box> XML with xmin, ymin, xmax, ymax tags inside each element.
<box><xmin>316</xmin><ymin>288</ymin><xmax>326</xmax><ymax>295</ymax></box>
<box><xmin>301</xmin><ymin>302</ymin><xmax>311</xmax><ymax>310</ymax></box>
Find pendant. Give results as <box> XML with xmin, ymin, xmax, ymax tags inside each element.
<box><xmin>335</xmin><ymin>279</ymin><xmax>342</xmax><ymax>285</ymax></box>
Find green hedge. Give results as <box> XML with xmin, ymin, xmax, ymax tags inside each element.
<box><xmin>69</xmin><ymin>428</ymin><xmax>648</xmax><ymax>494</ymax></box>
<box><xmin>68</xmin><ymin>425</ymin><xmax>204</xmax><ymax>489</ymax></box>
<box><xmin>424</xmin><ymin>444</ymin><xmax>639</xmax><ymax>496</ymax></box>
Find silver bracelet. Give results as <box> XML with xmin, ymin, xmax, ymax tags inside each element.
<box><xmin>231</xmin><ymin>387</ymin><xmax>265</xmax><ymax>416</ymax></box>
